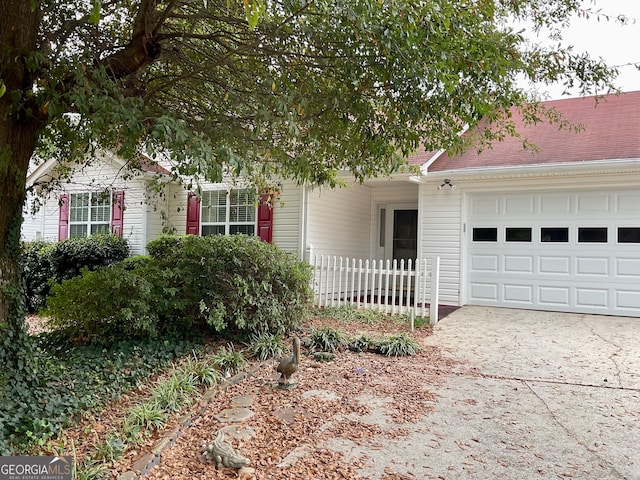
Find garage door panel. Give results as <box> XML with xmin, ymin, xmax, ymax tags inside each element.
<box><xmin>504</xmin><ymin>256</ymin><xmax>534</xmax><ymax>273</ymax></box>
<box><xmin>503</xmin><ymin>284</ymin><xmax>533</xmax><ymax>303</ymax></box>
<box><xmin>470</xmin><ymin>255</ymin><xmax>499</xmax><ymax>272</ymax></box>
<box><xmin>505</xmin><ymin>197</ymin><xmax>534</xmax><ymax>214</ymax></box>
<box><xmin>470</xmin><ymin>283</ymin><xmax>499</xmax><ymax>301</ymax></box>
<box><xmin>577</xmin><ymin>194</ymin><xmax>609</xmax><ymax>213</ymax></box>
<box><xmin>539</xmin><ymin>256</ymin><xmax>571</xmax><ymax>274</ymax></box>
<box><xmin>576</xmin><ymin>288</ymin><xmax>609</xmax><ymax>308</ymax></box>
<box><xmin>576</xmin><ymin>257</ymin><xmax>609</xmax><ymax>276</ymax></box>
<box><xmin>617</xmin><ymin>193</ymin><xmax>640</xmax><ymax>212</ymax></box>
<box><xmin>616</xmin><ymin>290</ymin><xmax>640</xmax><ymax>310</ymax></box>
<box><xmin>541</xmin><ymin>195</ymin><xmax>571</xmax><ymax>214</ymax></box>
<box><xmin>467</xmin><ymin>190</ymin><xmax>640</xmax><ymax>317</ymax></box>
<box><xmin>538</xmin><ymin>286</ymin><xmax>571</xmax><ymax>306</ymax></box>
<box><xmin>617</xmin><ymin>258</ymin><xmax>640</xmax><ymax>277</ymax></box>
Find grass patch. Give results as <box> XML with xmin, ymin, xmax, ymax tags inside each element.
<box><xmin>247</xmin><ymin>333</ymin><xmax>285</xmax><ymax>361</ymax></box>
<box><xmin>307</xmin><ymin>327</ymin><xmax>349</xmax><ymax>353</ymax></box>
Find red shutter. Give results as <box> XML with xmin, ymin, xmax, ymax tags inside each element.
<box><xmin>186</xmin><ymin>192</ymin><xmax>201</xmax><ymax>235</ymax></box>
<box><xmin>111</xmin><ymin>190</ymin><xmax>125</xmax><ymax>237</ymax></box>
<box><xmin>257</xmin><ymin>194</ymin><xmax>273</xmax><ymax>243</ymax></box>
<box><xmin>58</xmin><ymin>194</ymin><xmax>69</xmax><ymax>241</ymax></box>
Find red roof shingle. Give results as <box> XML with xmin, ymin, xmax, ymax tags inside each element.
<box><xmin>414</xmin><ymin>91</ymin><xmax>640</xmax><ymax>172</ymax></box>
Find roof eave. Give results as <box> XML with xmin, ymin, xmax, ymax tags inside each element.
<box><xmin>418</xmin><ymin>158</ymin><xmax>640</xmax><ymax>182</ymax></box>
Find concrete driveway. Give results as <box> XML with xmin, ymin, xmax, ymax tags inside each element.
<box><xmin>332</xmin><ymin>306</ymin><xmax>640</xmax><ymax>480</ymax></box>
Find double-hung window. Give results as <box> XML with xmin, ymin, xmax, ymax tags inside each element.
<box><xmin>201</xmin><ymin>188</ymin><xmax>256</xmax><ymax>236</ymax></box>
<box><xmin>68</xmin><ymin>192</ymin><xmax>111</xmax><ymax>237</ymax></box>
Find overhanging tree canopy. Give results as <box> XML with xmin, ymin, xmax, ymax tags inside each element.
<box><xmin>0</xmin><ymin>0</ymin><xmax>622</xmax><ymax>380</ymax></box>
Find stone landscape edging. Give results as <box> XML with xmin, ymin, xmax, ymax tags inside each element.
<box><xmin>116</xmin><ymin>363</ymin><xmax>266</xmax><ymax>480</ymax></box>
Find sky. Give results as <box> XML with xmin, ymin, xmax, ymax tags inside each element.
<box><xmin>521</xmin><ymin>0</ymin><xmax>640</xmax><ymax>99</ymax></box>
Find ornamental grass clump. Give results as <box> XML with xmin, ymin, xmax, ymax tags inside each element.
<box><xmin>307</xmin><ymin>327</ymin><xmax>349</xmax><ymax>353</ymax></box>
<box><xmin>376</xmin><ymin>333</ymin><xmax>420</xmax><ymax>357</ymax></box>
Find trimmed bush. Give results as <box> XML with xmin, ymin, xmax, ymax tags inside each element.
<box><xmin>45</xmin><ymin>234</ymin><xmax>312</xmax><ymax>344</ymax></box>
<box><xmin>146</xmin><ymin>234</ymin><xmax>312</xmax><ymax>337</ymax></box>
<box><xmin>21</xmin><ymin>234</ymin><xmax>129</xmax><ymax>313</ymax></box>
<box><xmin>44</xmin><ymin>264</ymin><xmax>159</xmax><ymax>344</ymax></box>
<box><xmin>20</xmin><ymin>240</ymin><xmax>55</xmax><ymax>313</ymax></box>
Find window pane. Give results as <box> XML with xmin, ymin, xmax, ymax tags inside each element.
<box><xmin>506</xmin><ymin>227</ymin><xmax>532</xmax><ymax>242</ymax></box>
<box><xmin>472</xmin><ymin>228</ymin><xmax>497</xmax><ymax>242</ymax></box>
<box><xmin>229</xmin><ymin>189</ymin><xmax>256</xmax><ymax>223</ymax></box>
<box><xmin>230</xmin><ymin>225</ymin><xmax>255</xmax><ymax>235</ymax></box>
<box><xmin>618</xmin><ymin>227</ymin><xmax>640</xmax><ymax>244</ymax></box>
<box><xmin>69</xmin><ymin>193</ymin><xmax>89</xmax><ymax>222</ymax></box>
<box><xmin>541</xmin><ymin>228</ymin><xmax>569</xmax><ymax>242</ymax></box>
<box><xmin>201</xmin><ymin>190</ymin><xmax>227</xmax><ymax>223</ymax></box>
<box><xmin>91</xmin><ymin>224</ymin><xmax>110</xmax><ymax>235</ymax></box>
<box><xmin>69</xmin><ymin>224</ymin><xmax>87</xmax><ymax>238</ymax></box>
<box><xmin>578</xmin><ymin>227</ymin><xmax>607</xmax><ymax>243</ymax></box>
<box><xmin>202</xmin><ymin>225</ymin><xmax>225</xmax><ymax>236</ymax></box>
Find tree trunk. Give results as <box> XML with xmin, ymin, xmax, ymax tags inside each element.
<box><xmin>0</xmin><ymin>0</ymin><xmax>44</xmax><ymax>396</ymax></box>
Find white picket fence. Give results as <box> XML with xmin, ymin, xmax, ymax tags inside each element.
<box><xmin>310</xmin><ymin>255</ymin><xmax>441</xmax><ymax>323</ymax></box>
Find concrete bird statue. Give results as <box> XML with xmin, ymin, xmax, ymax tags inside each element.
<box><xmin>276</xmin><ymin>336</ymin><xmax>301</xmax><ymax>387</ymax></box>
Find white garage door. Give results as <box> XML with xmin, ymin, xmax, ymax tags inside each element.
<box><xmin>467</xmin><ymin>190</ymin><xmax>640</xmax><ymax>316</ymax></box>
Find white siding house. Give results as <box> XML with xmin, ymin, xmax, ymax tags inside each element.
<box><xmin>22</xmin><ymin>91</ymin><xmax>640</xmax><ymax>317</ymax></box>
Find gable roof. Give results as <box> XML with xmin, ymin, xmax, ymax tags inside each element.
<box><xmin>409</xmin><ymin>91</ymin><xmax>640</xmax><ymax>173</ymax></box>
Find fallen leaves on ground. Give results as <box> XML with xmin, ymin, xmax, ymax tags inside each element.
<box><xmin>109</xmin><ymin>317</ymin><xmax>457</xmax><ymax>480</ymax></box>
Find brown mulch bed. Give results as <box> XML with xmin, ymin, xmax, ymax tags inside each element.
<box><xmin>31</xmin><ymin>315</ymin><xmax>457</xmax><ymax>479</ymax></box>
<box><xmin>111</xmin><ymin>317</ymin><xmax>457</xmax><ymax>480</ymax></box>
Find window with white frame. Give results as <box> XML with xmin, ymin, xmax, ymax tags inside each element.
<box><xmin>201</xmin><ymin>188</ymin><xmax>256</xmax><ymax>236</ymax></box>
<box><xmin>68</xmin><ymin>192</ymin><xmax>111</xmax><ymax>237</ymax></box>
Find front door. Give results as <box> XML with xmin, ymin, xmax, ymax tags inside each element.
<box><xmin>393</xmin><ymin>209</ymin><xmax>418</xmax><ymax>264</ymax></box>
<box><xmin>381</xmin><ymin>204</ymin><xmax>418</xmax><ymax>263</ymax></box>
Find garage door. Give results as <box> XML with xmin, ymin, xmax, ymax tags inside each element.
<box><xmin>467</xmin><ymin>190</ymin><xmax>640</xmax><ymax>316</ymax></box>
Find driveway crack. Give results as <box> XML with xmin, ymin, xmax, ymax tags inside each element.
<box><xmin>582</xmin><ymin>315</ymin><xmax>624</xmax><ymax>387</ymax></box>
<box><xmin>523</xmin><ymin>380</ymin><xmax>630</xmax><ymax>480</ymax></box>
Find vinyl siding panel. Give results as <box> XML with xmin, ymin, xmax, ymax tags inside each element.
<box><xmin>272</xmin><ymin>181</ymin><xmax>302</xmax><ymax>255</ymax></box>
<box><xmin>307</xmin><ymin>183</ymin><xmax>372</xmax><ymax>258</ymax></box>
<box><xmin>419</xmin><ymin>185</ymin><xmax>462</xmax><ymax>306</ymax></box>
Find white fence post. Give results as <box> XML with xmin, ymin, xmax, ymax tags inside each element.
<box><xmin>430</xmin><ymin>256</ymin><xmax>440</xmax><ymax>324</ymax></box>
<box><xmin>310</xmin><ymin>255</ymin><xmax>438</xmax><ymax>321</ymax></box>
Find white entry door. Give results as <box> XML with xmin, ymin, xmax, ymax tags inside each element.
<box><xmin>466</xmin><ymin>190</ymin><xmax>640</xmax><ymax>316</ymax></box>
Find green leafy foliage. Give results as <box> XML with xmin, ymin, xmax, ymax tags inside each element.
<box><xmin>376</xmin><ymin>333</ymin><xmax>420</xmax><ymax>357</ymax></box>
<box><xmin>178</xmin><ymin>355</ymin><xmax>222</xmax><ymax>388</ymax></box>
<box><xmin>247</xmin><ymin>333</ymin><xmax>285</xmax><ymax>361</ymax></box>
<box><xmin>44</xmin><ymin>265</ymin><xmax>159</xmax><ymax>345</ymax></box>
<box><xmin>123</xmin><ymin>402</ymin><xmax>166</xmax><ymax>437</ymax></box>
<box><xmin>151</xmin><ymin>372</ymin><xmax>196</xmax><ymax>412</ymax></box>
<box><xmin>44</xmin><ymin>235</ymin><xmax>312</xmax><ymax>345</ymax></box>
<box><xmin>21</xmin><ymin>235</ymin><xmax>129</xmax><ymax>314</ymax></box>
<box><xmin>211</xmin><ymin>344</ymin><xmax>246</xmax><ymax>376</ymax></box>
<box><xmin>314</xmin><ymin>306</ymin><xmax>413</xmax><ymax>325</ymax></box>
<box><xmin>307</xmin><ymin>327</ymin><xmax>349</xmax><ymax>353</ymax></box>
<box><xmin>0</xmin><ymin>332</ymin><xmax>204</xmax><ymax>454</ymax></box>
<box><xmin>349</xmin><ymin>333</ymin><xmax>378</xmax><ymax>353</ymax></box>
<box><xmin>145</xmin><ymin>234</ymin><xmax>312</xmax><ymax>337</ymax></box>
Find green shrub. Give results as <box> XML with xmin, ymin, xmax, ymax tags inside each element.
<box><xmin>20</xmin><ymin>240</ymin><xmax>55</xmax><ymax>313</ymax></box>
<box><xmin>307</xmin><ymin>327</ymin><xmax>349</xmax><ymax>353</ymax></box>
<box><xmin>211</xmin><ymin>344</ymin><xmax>246</xmax><ymax>376</ymax></box>
<box><xmin>376</xmin><ymin>333</ymin><xmax>420</xmax><ymax>357</ymax></box>
<box><xmin>21</xmin><ymin>235</ymin><xmax>129</xmax><ymax>314</ymax></box>
<box><xmin>247</xmin><ymin>333</ymin><xmax>285</xmax><ymax>361</ymax></box>
<box><xmin>146</xmin><ymin>235</ymin><xmax>312</xmax><ymax>337</ymax></box>
<box><xmin>349</xmin><ymin>333</ymin><xmax>377</xmax><ymax>353</ymax></box>
<box><xmin>151</xmin><ymin>372</ymin><xmax>196</xmax><ymax>412</ymax></box>
<box><xmin>44</xmin><ymin>235</ymin><xmax>311</xmax><ymax>345</ymax></box>
<box><xmin>179</xmin><ymin>355</ymin><xmax>222</xmax><ymax>387</ymax></box>
<box><xmin>48</xmin><ymin>234</ymin><xmax>130</xmax><ymax>281</ymax></box>
<box><xmin>44</xmin><ymin>264</ymin><xmax>159</xmax><ymax>344</ymax></box>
